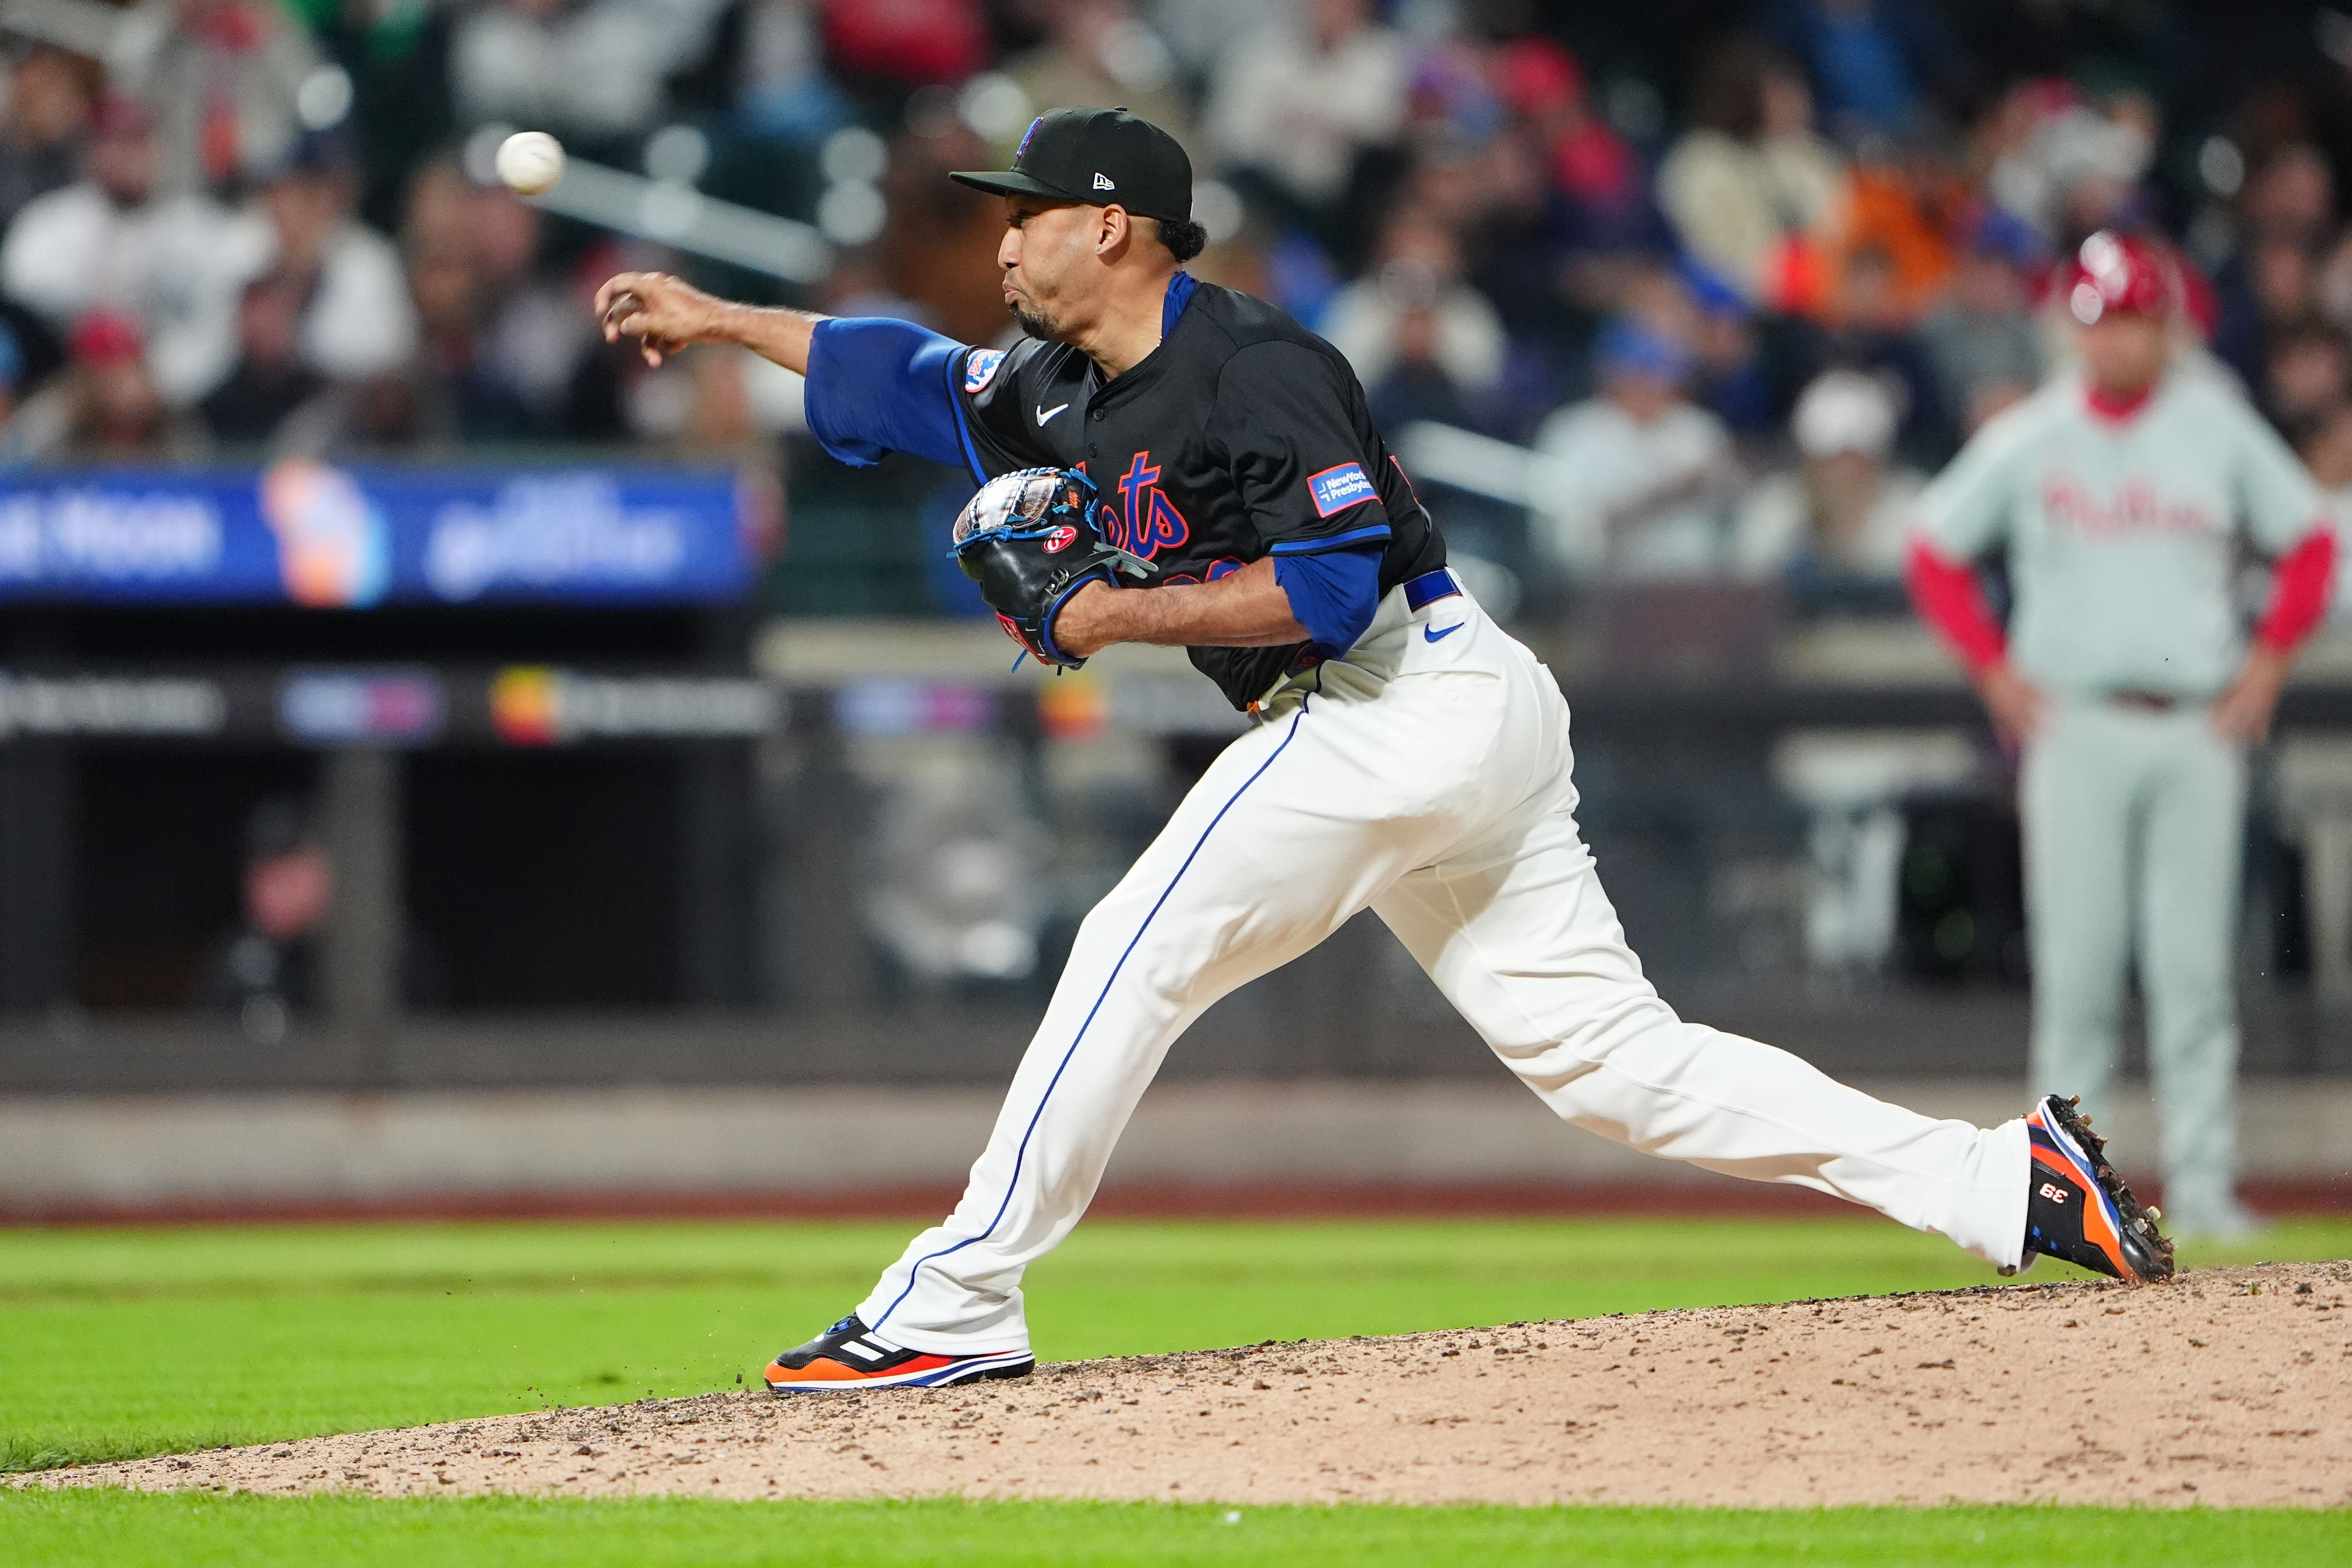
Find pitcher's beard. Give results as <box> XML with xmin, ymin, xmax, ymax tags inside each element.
<box><xmin>1012</xmin><ymin>303</ymin><xmax>1056</xmax><ymax>341</ymax></box>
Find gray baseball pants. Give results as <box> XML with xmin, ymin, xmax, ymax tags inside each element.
<box><xmin>2021</xmin><ymin>700</ymin><xmax>2246</xmax><ymax>1219</ymax></box>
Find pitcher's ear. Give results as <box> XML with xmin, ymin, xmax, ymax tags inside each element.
<box><xmin>1096</xmin><ymin>205</ymin><xmax>1129</xmax><ymax>255</ymax></box>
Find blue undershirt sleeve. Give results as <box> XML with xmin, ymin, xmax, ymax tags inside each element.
<box><xmin>803</xmin><ymin>318</ymin><xmax>969</xmax><ymax>469</ymax></box>
<box><xmin>1272</xmin><ymin>542</ymin><xmax>1383</xmax><ymax>658</ymax></box>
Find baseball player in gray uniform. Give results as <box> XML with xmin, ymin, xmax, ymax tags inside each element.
<box><xmin>598</xmin><ymin>112</ymin><xmax>2174</xmax><ymax>1393</ymax></box>
<box><xmin>1910</xmin><ymin>232</ymin><xmax>2338</xmax><ymax>1240</ymax></box>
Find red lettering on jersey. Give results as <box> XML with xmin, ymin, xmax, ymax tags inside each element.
<box><xmin>2040</xmin><ymin>469</ymin><xmax>2218</xmax><ymax>539</ymax></box>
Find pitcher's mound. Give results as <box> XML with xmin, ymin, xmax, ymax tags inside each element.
<box><xmin>33</xmin><ymin>1262</ymin><xmax>2352</xmax><ymax>1508</ymax></box>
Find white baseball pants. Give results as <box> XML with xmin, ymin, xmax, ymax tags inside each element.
<box><xmin>857</xmin><ymin>581</ymin><xmax>2030</xmax><ymax>1353</ymax></box>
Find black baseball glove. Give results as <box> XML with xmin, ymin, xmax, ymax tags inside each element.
<box><xmin>951</xmin><ymin>467</ymin><xmax>1156</xmax><ymax>669</ymax></box>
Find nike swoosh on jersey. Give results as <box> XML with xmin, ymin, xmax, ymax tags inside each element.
<box><xmin>1035</xmin><ymin>403</ymin><xmax>1069</xmax><ymax>425</ymax></box>
<box><xmin>1423</xmin><ymin>622</ymin><xmax>1463</xmax><ymax>643</ymax></box>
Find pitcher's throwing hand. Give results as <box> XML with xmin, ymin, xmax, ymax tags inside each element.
<box><xmin>595</xmin><ymin>271</ymin><xmax>718</xmax><ymax>366</ymax></box>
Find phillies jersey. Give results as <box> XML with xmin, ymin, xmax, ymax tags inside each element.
<box><xmin>1915</xmin><ymin>372</ymin><xmax>2325</xmax><ymax>699</ymax></box>
<box><xmin>925</xmin><ymin>279</ymin><xmax>1442</xmax><ymax>708</ymax></box>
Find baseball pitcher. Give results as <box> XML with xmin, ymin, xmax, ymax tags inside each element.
<box><xmin>598</xmin><ymin>111</ymin><xmax>2174</xmax><ymax>1392</ymax></box>
<box><xmin>1909</xmin><ymin>232</ymin><xmax>2338</xmax><ymax>1239</ymax></box>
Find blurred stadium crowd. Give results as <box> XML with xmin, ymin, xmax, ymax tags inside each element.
<box><xmin>3</xmin><ymin>0</ymin><xmax>2352</xmax><ymax>614</ymax></box>
<box><xmin>9</xmin><ymin>1</ymin><xmax>2352</xmax><ymax>1048</ymax></box>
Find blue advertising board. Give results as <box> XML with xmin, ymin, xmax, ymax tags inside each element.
<box><xmin>0</xmin><ymin>462</ymin><xmax>755</xmax><ymax>605</ymax></box>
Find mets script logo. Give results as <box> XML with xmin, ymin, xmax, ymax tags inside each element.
<box><xmin>1099</xmin><ymin>451</ymin><xmax>1190</xmax><ymax>558</ymax></box>
<box><xmin>1307</xmin><ymin>462</ymin><xmax>1376</xmax><ymax>518</ymax></box>
<box><xmin>1041</xmin><ymin>525</ymin><xmax>1077</xmax><ymax>553</ymax></box>
<box><xmin>964</xmin><ymin>349</ymin><xmax>1005</xmax><ymax>395</ymax></box>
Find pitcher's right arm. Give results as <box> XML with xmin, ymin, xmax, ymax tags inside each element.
<box><xmin>596</xmin><ymin>270</ymin><xmax>1048</xmax><ymax>479</ymax></box>
<box><xmin>597</xmin><ymin>271</ymin><xmax>820</xmax><ymax>373</ymax></box>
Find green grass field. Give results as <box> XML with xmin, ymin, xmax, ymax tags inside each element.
<box><xmin>4</xmin><ymin>1213</ymin><xmax>2348</xmax><ymax>1563</ymax></box>
<box><xmin>7</xmin><ymin>1491</ymin><xmax>2350</xmax><ymax>1567</ymax></box>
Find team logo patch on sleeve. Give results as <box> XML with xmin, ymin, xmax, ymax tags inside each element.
<box><xmin>964</xmin><ymin>349</ymin><xmax>1006</xmax><ymax>395</ymax></box>
<box><xmin>1307</xmin><ymin>462</ymin><xmax>1377</xmax><ymax>518</ymax></box>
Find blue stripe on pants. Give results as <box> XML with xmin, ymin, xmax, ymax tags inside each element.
<box><xmin>871</xmin><ymin>706</ymin><xmax>1309</xmax><ymax>1333</ymax></box>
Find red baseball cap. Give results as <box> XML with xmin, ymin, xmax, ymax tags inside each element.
<box><xmin>1495</xmin><ymin>38</ymin><xmax>1585</xmax><ymax>116</ymax></box>
<box><xmin>69</xmin><ymin>310</ymin><xmax>143</xmax><ymax>365</ymax></box>
<box><xmin>2065</xmin><ymin>231</ymin><xmax>2173</xmax><ymax>324</ymax></box>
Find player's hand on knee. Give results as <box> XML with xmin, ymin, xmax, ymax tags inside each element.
<box><xmin>1973</xmin><ymin>661</ymin><xmax>2048</xmax><ymax>746</ymax></box>
<box><xmin>595</xmin><ymin>271</ymin><xmax>713</xmax><ymax>366</ymax></box>
<box><xmin>2211</xmin><ymin>645</ymin><xmax>2290</xmax><ymax>743</ymax></box>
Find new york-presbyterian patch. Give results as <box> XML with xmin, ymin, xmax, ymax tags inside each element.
<box><xmin>1306</xmin><ymin>462</ymin><xmax>1376</xmax><ymax>518</ymax></box>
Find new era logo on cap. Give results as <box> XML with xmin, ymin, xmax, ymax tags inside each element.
<box><xmin>948</xmin><ymin>107</ymin><xmax>1192</xmax><ymax>223</ymax></box>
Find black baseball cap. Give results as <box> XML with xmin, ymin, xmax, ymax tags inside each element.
<box><xmin>950</xmin><ymin>106</ymin><xmax>1192</xmax><ymax>223</ymax></box>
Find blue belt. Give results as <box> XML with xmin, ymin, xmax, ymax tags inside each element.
<box><xmin>1403</xmin><ymin>568</ymin><xmax>1459</xmax><ymax>612</ymax></box>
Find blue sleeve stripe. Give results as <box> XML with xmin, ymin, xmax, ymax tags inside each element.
<box><xmin>804</xmin><ymin>318</ymin><xmax>971</xmax><ymax>470</ymax></box>
<box><xmin>1268</xmin><ymin>523</ymin><xmax>1392</xmax><ymax>556</ymax></box>
<box><xmin>942</xmin><ymin>352</ymin><xmax>987</xmax><ymax>483</ymax></box>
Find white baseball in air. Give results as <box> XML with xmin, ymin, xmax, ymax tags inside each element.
<box><xmin>495</xmin><ymin>131</ymin><xmax>566</xmax><ymax>196</ymax></box>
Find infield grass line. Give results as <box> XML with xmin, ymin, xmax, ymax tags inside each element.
<box><xmin>5</xmin><ymin>1491</ymin><xmax>2349</xmax><ymax>1568</ymax></box>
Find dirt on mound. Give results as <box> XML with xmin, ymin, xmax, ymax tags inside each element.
<box><xmin>28</xmin><ymin>1262</ymin><xmax>2352</xmax><ymax>1509</ymax></box>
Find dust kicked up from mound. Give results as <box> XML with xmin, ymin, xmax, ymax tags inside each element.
<box><xmin>28</xmin><ymin>1262</ymin><xmax>2352</xmax><ymax>1508</ymax></box>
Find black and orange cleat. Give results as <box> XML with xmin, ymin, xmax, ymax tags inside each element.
<box><xmin>762</xmin><ymin>1314</ymin><xmax>1034</xmax><ymax>1393</ymax></box>
<box><xmin>2021</xmin><ymin>1094</ymin><xmax>2175</xmax><ymax>1283</ymax></box>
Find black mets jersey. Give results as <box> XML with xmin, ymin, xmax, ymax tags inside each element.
<box><xmin>806</xmin><ymin>276</ymin><xmax>1446</xmax><ymax>708</ymax></box>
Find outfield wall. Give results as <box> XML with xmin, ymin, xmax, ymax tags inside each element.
<box><xmin>5</xmin><ymin>1078</ymin><xmax>2348</xmax><ymax>1219</ymax></box>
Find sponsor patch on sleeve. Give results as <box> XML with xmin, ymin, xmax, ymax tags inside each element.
<box><xmin>1306</xmin><ymin>462</ymin><xmax>1377</xmax><ymax>518</ymax></box>
<box><xmin>963</xmin><ymin>349</ymin><xmax>1006</xmax><ymax>396</ymax></box>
